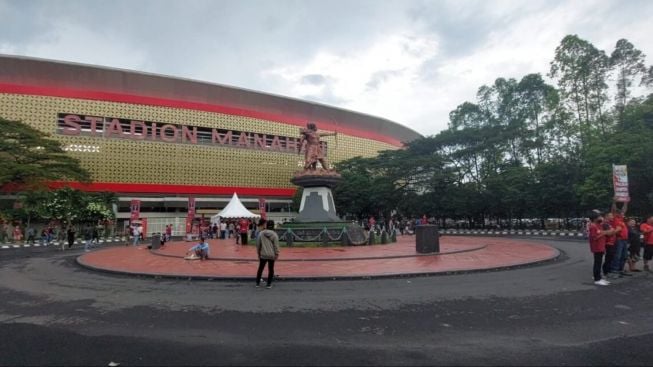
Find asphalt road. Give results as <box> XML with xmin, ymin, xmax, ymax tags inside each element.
<box><xmin>1</xmin><ymin>238</ymin><xmax>653</xmax><ymax>366</ymax></box>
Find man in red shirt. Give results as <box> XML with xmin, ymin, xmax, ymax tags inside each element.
<box><xmin>238</xmin><ymin>218</ymin><xmax>250</xmax><ymax>245</ymax></box>
<box><xmin>589</xmin><ymin>212</ymin><xmax>610</xmax><ymax>285</ymax></box>
<box><xmin>640</xmin><ymin>216</ymin><xmax>653</xmax><ymax>272</ymax></box>
<box><xmin>603</xmin><ymin>212</ymin><xmax>619</xmax><ymax>279</ymax></box>
<box><xmin>165</xmin><ymin>224</ymin><xmax>172</xmax><ymax>241</ymax></box>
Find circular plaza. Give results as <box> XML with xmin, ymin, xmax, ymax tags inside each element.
<box><xmin>76</xmin><ymin>235</ymin><xmax>560</xmax><ymax>280</ymax></box>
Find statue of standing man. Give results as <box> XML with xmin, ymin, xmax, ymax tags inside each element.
<box><xmin>298</xmin><ymin>122</ymin><xmax>337</xmax><ymax>171</ymax></box>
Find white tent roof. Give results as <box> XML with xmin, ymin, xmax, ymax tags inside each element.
<box><xmin>211</xmin><ymin>193</ymin><xmax>260</xmax><ymax>220</ymax></box>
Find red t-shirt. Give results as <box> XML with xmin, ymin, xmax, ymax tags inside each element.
<box><xmin>640</xmin><ymin>223</ymin><xmax>653</xmax><ymax>245</ymax></box>
<box><xmin>238</xmin><ymin>219</ymin><xmax>249</xmax><ymax>233</ymax></box>
<box><xmin>613</xmin><ymin>215</ymin><xmax>628</xmax><ymax>240</ymax></box>
<box><xmin>604</xmin><ymin>222</ymin><xmax>616</xmax><ymax>245</ymax></box>
<box><xmin>589</xmin><ymin>223</ymin><xmax>606</xmax><ymax>253</ymax></box>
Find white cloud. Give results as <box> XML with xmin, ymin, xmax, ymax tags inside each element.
<box><xmin>1</xmin><ymin>0</ymin><xmax>651</xmax><ymax>136</ymax></box>
<box><xmin>262</xmin><ymin>33</ymin><xmax>440</xmax><ymax>131</ymax></box>
<box><xmin>0</xmin><ymin>22</ymin><xmax>149</xmax><ymax>71</ymax></box>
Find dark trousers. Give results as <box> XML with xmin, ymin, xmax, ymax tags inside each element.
<box><xmin>604</xmin><ymin>245</ymin><xmax>616</xmax><ymax>275</ymax></box>
<box><xmin>256</xmin><ymin>259</ymin><xmax>275</xmax><ymax>285</ymax></box>
<box><xmin>240</xmin><ymin>232</ymin><xmax>248</xmax><ymax>245</ymax></box>
<box><xmin>593</xmin><ymin>252</ymin><xmax>605</xmax><ymax>281</ymax></box>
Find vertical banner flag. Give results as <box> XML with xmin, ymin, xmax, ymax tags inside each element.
<box><xmin>613</xmin><ymin>165</ymin><xmax>630</xmax><ymax>202</ymax></box>
<box><xmin>141</xmin><ymin>217</ymin><xmax>148</xmax><ymax>240</ymax></box>
<box><xmin>130</xmin><ymin>199</ymin><xmax>141</xmax><ymax>222</ymax></box>
<box><xmin>258</xmin><ymin>198</ymin><xmax>267</xmax><ymax>219</ymax></box>
<box><xmin>185</xmin><ymin>197</ymin><xmax>196</xmax><ymax>234</ymax></box>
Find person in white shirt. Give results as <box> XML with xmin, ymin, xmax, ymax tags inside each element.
<box><xmin>132</xmin><ymin>224</ymin><xmax>141</xmax><ymax>246</ymax></box>
<box><xmin>220</xmin><ymin>221</ymin><xmax>227</xmax><ymax>239</ymax></box>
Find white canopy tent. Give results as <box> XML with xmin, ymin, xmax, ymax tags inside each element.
<box><xmin>210</xmin><ymin>193</ymin><xmax>260</xmax><ymax>223</ymax></box>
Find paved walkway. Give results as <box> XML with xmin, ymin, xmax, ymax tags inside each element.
<box><xmin>76</xmin><ymin>236</ymin><xmax>559</xmax><ymax>280</ymax></box>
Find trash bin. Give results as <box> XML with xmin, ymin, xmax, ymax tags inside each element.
<box><xmin>150</xmin><ymin>233</ymin><xmax>161</xmax><ymax>250</ymax></box>
<box><xmin>416</xmin><ymin>225</ymin><xmax>439</xmax><ymax>253</ymax></box>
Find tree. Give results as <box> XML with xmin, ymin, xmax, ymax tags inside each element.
<box><xmin>332</xmin><ymin>34</ymin><xmax>653</xmax><ymax>227</ymax></box>
<box><xmin>549</xmin><ymin>35</ymin><xmax>611</xmax><ymax>141</ymax></box>
<box><xmin>32</xmin><ymin>187</ymin><xmax>116</xmax><ymax>225</ymax></box>
<box><xmin>643</xmin><ymin>65</ymin><xmax>653</xmax><ymax>87</ymax></box>
<box><xmin>610</xmin><ymin>39</ymin><xmax>647</xmax><ymax>120</ymax></box>
<box><xmin>0</xmin><ymin>118</ymin><xmax>90</xmax><ymax>190</ymax></box>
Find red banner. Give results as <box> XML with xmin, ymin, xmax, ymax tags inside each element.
<box><xmin>258</xmin><ymin>198</ymin><xmax>267</xmax><ymax>220</ymax></box>
<box><xmin>130</xmin><ymin>199</ymin><xmax>141</xmax><ymax>221</ymax></box>
<box><xmin>141</xmin><ymin>217</ymin><xmax>148</xmax><ymax>240</ymax></box>
<box><xmin>185</xmin><ymin>197</ymin><xmax>196</xmax><ymax>234</ymax></box>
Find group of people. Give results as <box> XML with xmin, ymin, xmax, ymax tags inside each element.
<box><xmin>588</xmin><ymin>200</ymin><xmax>653</xmax><ymax>286</ymax></box>
<box><xmin>185</xmin><ymin>218</ymin><xmax>280</xmax><ymax>289</ymax></box>
<box><xmin>1</xmin><ymin>222</ymin><xmax>65</xmax><ymax>244</ymax></box>
<box><xmin>0</xmin><ymin>221</ymin><xmax>108</xmax><ymax>252</ymax></box>
<box><xmin>199</xmin><ymin>218</ymin><xmax>261</xmax><ymax>245</ymax></box>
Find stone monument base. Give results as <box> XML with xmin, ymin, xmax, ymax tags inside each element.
<box><xmin>276</xmin><ymin>222</ymin><xmax>368</xmax><ymax>246</ymax></box>
<box><xmin>291</xmin><ymin>169</ymin><xmax>342</xmax><ymax>223</ymax></box>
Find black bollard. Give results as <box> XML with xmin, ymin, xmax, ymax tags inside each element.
<box><xmin>415</xmin><ymin>225</ymin><xmax>440</xmax><ymax>253</ymax></box>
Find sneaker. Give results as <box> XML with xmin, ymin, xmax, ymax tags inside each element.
<box><xmin>620</xmin><ymin>271</ymin><xmax>633</xmax><ymax>277</ymax></box>
<box><xmin>266</xmin><ymin>284</ymin><xmax>273</xmax><ymax>289</ymax></box>
<box><xmin>255</xmin><ymin>284</ymin><xmax>260</xmax><ymax>288</ymax></box>
<box><xmin>594</xmin><ymin>279</ymin><xmax>610</xmax><ymax>286</ymax></box>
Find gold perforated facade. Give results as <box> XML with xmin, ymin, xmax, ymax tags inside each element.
<box><xmin>0</xmin><ymin>93</ymin><xmax>397</xmax><ymax>192</ymax></box>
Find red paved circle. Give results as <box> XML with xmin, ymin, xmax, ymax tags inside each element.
<box><xmin>76</xmin><ymin>236</ymin><xmax>560</xmax><ymax>280</ymax></box>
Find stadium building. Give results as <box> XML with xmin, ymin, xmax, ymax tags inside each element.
<box><xmin>0</xmin><ymin>55</ymin><xmax>421</xmax><ymax>235</ymax></box>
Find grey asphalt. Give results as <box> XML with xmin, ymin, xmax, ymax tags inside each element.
<box><xmin>1</xmin><ymin>238</ymin><xmax>652</xmax><ymax>366</ymax></box>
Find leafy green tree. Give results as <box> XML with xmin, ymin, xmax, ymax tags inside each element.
<box><xmin>610</xmin><ymin>39</ymin><xmax>647</xmax><ymax>120</ymax></box>
<box><xmin>36</xmin><ymin>188</ymin><xmax>115</xmax><ymax>225</ymax></box>
<box><xmin>549</xmin><ymin>35</ymin><xmax>611</xmax><ymax>140</ymax></box>
<box><xmin>0</xmin><ymin>117</ymin><xmax>90</xmax><ymax>190</ymax></box>
<box><xmin>332</xmin><ymin>35</ymin><xmax>653</xmax><ymax>227</ymax></box>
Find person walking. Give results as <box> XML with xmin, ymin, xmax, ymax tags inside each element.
<box><xmin>83</xmin><ymin>224</ymin><xmax>93</xmax><ymax>252</ymax></box>
<box><xmin>13</xmin><ymin>225</ymin><xmax>23</xmax><ymax>243</ymax></box>
<box><xmin>132</xmin><ymin>224</ymin><xmax>141</xmax><ymax>246</ymax></box>
<box><xmin>165</xmin><ymin>224</ymin><xmax>172</xmax><ymax>242</ymax></box>
<box><xmin>255</xmin><ymin>219</ymin><xmax>280</xmax><ymax>289</ymax></box>
<box><xmin>92</xmin><ymin>225</ymin><xmax>100</xmax><ymax>246</ymax></box>
<box><xmin>220</xmin><ymin>221</ymin><xmax>227</xmax><ymax>240</ymax></box>
<box><xmin>66</xmin><ymin>226</ymin><xmax>76</xmax><ymax>249</ymax></box>
<box><xmin>26</xmin><ymin>226</ymin><xmax>36</xmax><ymax>244</ymax></box>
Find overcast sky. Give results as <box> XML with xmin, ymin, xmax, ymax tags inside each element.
<box><xmin>1</xmin><ymin>0</ymin><xmax>652</xmax><ymax>136</ymax></box>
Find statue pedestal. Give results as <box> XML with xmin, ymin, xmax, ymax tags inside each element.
<box><xmin>291</xmin><ymin>170</ymin><xmax>342</xmax><ymax>222</ymax></box>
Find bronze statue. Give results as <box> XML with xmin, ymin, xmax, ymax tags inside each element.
<box><xmin>298</xmin><ymin>122</ymin><xmax>337</xmax><ymax>170</ymax></box>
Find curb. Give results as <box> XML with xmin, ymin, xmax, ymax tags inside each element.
<box><xmin>0</xmin><ymin>238</ymin><xmax>129</xmax><ymax>250</ymax></box>
<box><xmin>148</xmin><ymin>243</ymin><xmax>488</xmax><ymax>262</ymax></box>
